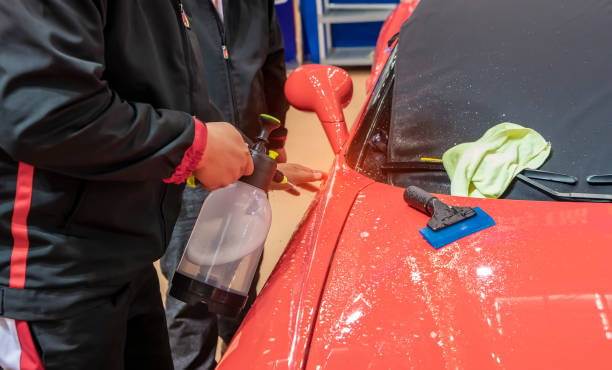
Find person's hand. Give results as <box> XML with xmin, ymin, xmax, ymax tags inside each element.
<box><xmin>270</xmin><ymin>162</ymin><xmax>326</xmax><ymax>194</ymax></box>
<box><xmin>193</xmin><ymin>122</ymin><xmax>254</xmax><ymax>190</ymax></box>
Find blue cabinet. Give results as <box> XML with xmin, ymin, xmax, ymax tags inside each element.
<box><xmin>275</xmin><ymin>0</ymin><xmax>297</xmax><ymax>63</ymax></box>
<box><xmin>302</xmin><ymin>0</ymin><xmax>399</xmax><ymax>65</ymax></box>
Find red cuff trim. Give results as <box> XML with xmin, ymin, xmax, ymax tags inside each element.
<box><xmin>269</xmin><ymin>126</ymin><xmax>288</xmax><ymax>149</ymax></box>
<box><xmin>268</xmin><ymin>136</ymin><xmax>287</xmax><ymax>149</ymax></box>
<box><xmin>163</xmin><ymin>118</ymin><xmax>207</xmax><ymax>184</ymax></box>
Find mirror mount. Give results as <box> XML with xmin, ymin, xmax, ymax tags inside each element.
<box><xmin>284</xmin><ymin>64</ymin><xmax>353</xmax><ymax>154</ymax></box>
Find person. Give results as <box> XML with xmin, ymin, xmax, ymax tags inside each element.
<box><xmin>158</xmin><ymin>1</ymin><xmax>325</xmax><ymax>369</ymax></box>
<box><xmin>0</xmin><ymin>2</ymin><xmax>253</xmax><ymax>369</ymax></box>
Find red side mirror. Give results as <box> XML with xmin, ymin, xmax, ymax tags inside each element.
<box><xmin>284</xmin><ymin>64</ymin><xmax>353</xmax><ymax>153</ymax></box>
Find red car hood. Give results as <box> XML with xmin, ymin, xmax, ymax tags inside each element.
<box><xmin>219</xmin><ymin>161</ymin><xmax>612</xmax><ymax>370</ymax></box>
<box><xmin>307</xmin><ymin>181</ymin><xmax>612</xmax><ymax>369</ymax></box>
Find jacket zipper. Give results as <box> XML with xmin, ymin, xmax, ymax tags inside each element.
<box><xmin>161</xmin><ymin>0</ymin><xmax>198</xmax><ymax>247</ymax></box>
<box><xmin>176</xmin><ymin>1</ymin><xmax>197</xmax><ymax>114</ymax></box>
<box><xmin>179</xmin><ymin>2</ymin><xmax>191</xmax><ymax>29</ymax></box>
<box><xmin>211</xmin><ymin>2</ymin><xmax>241</xmax><ymax>128</ymax></box>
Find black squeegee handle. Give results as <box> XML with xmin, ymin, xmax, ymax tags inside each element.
<box><xmin>403</xmin><ymin>185</ymin><xmax>438</xmax><ymax>216</ymax></box>
<box><xmin>403</xmin><ymin>185</ymin><xmax>477</xmax><ymax>231</ymax></box>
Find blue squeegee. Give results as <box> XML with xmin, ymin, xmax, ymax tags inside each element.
<box><xmin>403</xmin><ymin>186</ymin><xmax>495</xmax><ymax>249</ymax></box>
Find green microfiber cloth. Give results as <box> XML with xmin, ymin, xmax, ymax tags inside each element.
<box><xmin>442</xmin><ymin>122</ymin><xmax>551</xmax><ymax>198</ymax></box>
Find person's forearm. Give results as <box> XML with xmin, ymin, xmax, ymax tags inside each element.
<box><xmin>0</xmin><ymin>1</ymin><xmax>197</xmax><ymax>182</ymax></box>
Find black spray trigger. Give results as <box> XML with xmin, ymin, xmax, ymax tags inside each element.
<box><xmin>239</xmin><ymin>113</ymin><xmax>280</xmax><ymax>192</ymax></box>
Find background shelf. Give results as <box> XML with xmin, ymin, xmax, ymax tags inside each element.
<box><xmin>301</xmin><ymin>0</ymin><xmax>400</xmax><ymax>66</ymax></box>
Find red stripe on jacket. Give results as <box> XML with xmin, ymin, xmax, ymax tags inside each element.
<box><xmin>16</xmin><ymin>320</ymin><xmax>45</xmax><ymax>369</ymax></box>
<box><xmin>10</xmin><ymin>163</ymin><xmax>34</xmax><ymax>289</ymax></box>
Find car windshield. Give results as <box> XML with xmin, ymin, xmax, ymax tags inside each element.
<box><xmin>347</xmin><ymin>0</ymin><xmax>612</xmax><ymax>202</ymax></box>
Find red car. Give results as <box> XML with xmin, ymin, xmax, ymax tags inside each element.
<box><xmin>219</xmin><ymin>0</ymin><xmax>612</xmax><ymax>368</ymax></box>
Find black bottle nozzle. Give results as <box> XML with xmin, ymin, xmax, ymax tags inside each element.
<box><xmin>239</xmin><ymin>114</ymin><xmax>281</xmax><ymax>192</ymax></box>
<box><xmin>252</xmin><ymin>114</ymin><xmax>281</xmax><ymax>153</ymax></box>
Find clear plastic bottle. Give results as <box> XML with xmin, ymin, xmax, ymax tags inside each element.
<box><xmin>170</xmin><ymin>114</ymin><xmax>279</xmax><ymax>317</ymax></box>
<box><xmin>170</xmin><ymin>181</ymin><xmax>271</xmax><ymax>316</ymax></box>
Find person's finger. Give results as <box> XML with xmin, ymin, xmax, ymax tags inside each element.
<box><xmin>243</xmin><ymin>152</ymin><xmax>254</xmax><ymax>176</ymax></box>
<box><xmin>269</xmin><ymin>180</ymin><xmax>301</xmax><ymax>195</ymax></box>
<box><xmin>268</xmin><ymin>163</ymin><xmax>327</xmax><ymax>194</ymax></box>
<box><xmin>285</xmin><ymin>167</ymin><xmax>325</xmax><ymax>185</ymax></box>
<box><xmin>269</xmin><ymin>181</ymin><xmax>290</xmax><ymax>191</ymax></box>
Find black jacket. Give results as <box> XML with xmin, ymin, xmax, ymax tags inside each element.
<box><xmin>0</xmin><ymin>1</ymin><xmax>219</xmax><ymax>319</ymax></box>
<box><xmin>186</xmin><ymin>0</ymin><xmax>289</xmax><ymax>143</ymax></box>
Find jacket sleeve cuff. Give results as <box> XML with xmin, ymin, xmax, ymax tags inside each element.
<box><xmin>163</xmin><ymin>118</ymin><xmax>207</xmax><ymax>184</ymax></box>
<box><xmin>268</xmin><ymin>126</ymin><xmax>288</xmax><ymax>149</ymax></box>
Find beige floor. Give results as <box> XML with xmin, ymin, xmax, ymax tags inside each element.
<box><xmin>156</xmin><ymin>66</ymin><xmax>371</xmax><ymax>298</ymax></box>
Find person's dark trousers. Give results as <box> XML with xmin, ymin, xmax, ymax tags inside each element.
<box><xmin>163</xmin><ymin>295</ymin><xmax>219</xmax><ymax>370</ymax></box>
<box><xmin>216</xmin><ymin>258</ymin><xmax>261</xmax><ymax>345</ymax></box>
<box><xmin>160</xmin><ymin>185</ymin><xmax>261</xmax><ymax>369</ymax></box>
<box><xmin>160</xmin><ymin>186</ymin><xmax>219</xmax><ymax>370</ymax></box>
<box><xmin>26</xmin><ymin>265</ymin><xmax>172</xmax><ymax>370</ymax></box>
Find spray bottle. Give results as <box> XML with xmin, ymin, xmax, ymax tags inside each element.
<box><xmin>169</xmin><ymin>114</ymin><xmax>280</xmax><ymax>317</ymax></box>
